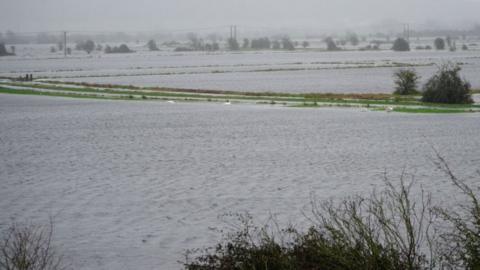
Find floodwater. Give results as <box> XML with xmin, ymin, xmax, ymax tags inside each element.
<box><xmin>1</xmin><ymin>45</ymin><xmax>480</xmax><ymax>93</ymax></box>
<box><xmin>1</xmin><ymin>94</ymin><xmax>479</xmax><ymax>269</ymax></box>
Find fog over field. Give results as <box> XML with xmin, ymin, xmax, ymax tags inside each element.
<box><xmin>2</xmin><ymin>0</ymin><xmax>480</xmax><ymax>32</ymax></box>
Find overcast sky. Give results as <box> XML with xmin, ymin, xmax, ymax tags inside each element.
<box><xmin>2</xmin><ymin>0</ymin><xmax>480</xmax><ymax>33</ymax></box>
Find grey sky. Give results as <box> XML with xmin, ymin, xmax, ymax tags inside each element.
<box><xmin>1</xmin><ymin>0</ymin><xmax>480</xmax><ymax>33</ymax></box>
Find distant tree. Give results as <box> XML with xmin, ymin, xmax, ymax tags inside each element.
<box><xmin>251</xmin><ymin>38</ymin><xmax>271</xmax><ymax>50</ymax></box>
<box><xmin>104</xmin><ymin>45</ymin><xmax>112</xmax><ymax>54</ymax></box>
<box><xmin>117</xmin><ymin>44</ymin><xmax>132</xmax><ymax>53</ymax></box>
<box><xmin>242</xmin><ymin>38</ymin><xmax>250</xmax><ymax>49</ymax></box>
<box><xmin>392</xmin><ymin>38</ymin><xmax>410</xmax><ymax>51</ymax></box>
<box><xmin>0</xmin><ymin>43</ymin><xmax>14</xmax><ymax>56</ymax></box>
<box><xmin>302</xmin><ymin>41</ymin><xmax>309</xmax><ymax>48</ymax></box>
<box><xmin>50</xmin><ymin>46</ymin><xmax>56</xmax><ymax>53</ymax></box>
<box><xmin>84</xmin><ymin>40</ymin><xmax>95</xmax><ymax>54</ymax></box>
<box><xmin>75</xmin><ymin>41</ymin><xmax>84</xmax><ymax>51</ymax></box>
<box><xmin>359</xmin><ymin>44</ymin><xmax>380</xmax><ymax>51</ymax></box>
<box><xmin>325</xmin><ymin>37</ymin><xmax>339</xmax><ymax>51</ymax></box>
<box><xmin>347</xmin><ymin>32</ymin><xmax>360</xmax><ymax>46</ymax></box>
<box><xmin>271</xmin><ymin>40</ymin><xmax>281</xmax><ymax>50</ymax></box>
<box><xmin>0</xmin><ymin>43</ymin><xmax>8</xmax><ymax>56</ymax></box>
<box><xmin>206</xmin><ymin>43</ymin><xmax>219</xmax><ymax>51</ymax></box>
<box><xmin>66</xmin><ymin>48</ymin><xmax>72</xmax><ymax>55</ymax></box>
<box><xmin>446</xmin><ymin>36</ymin><xmax>452</xmax><ymax>48</ymax></box>
<box><xmin>434</xmin><ymin>38</ymin><xmax>445</xmax><ymax>50</ymax></box>
<box><xmin>147</xmin><ymin>39</ymin><xmax>159</xmax><ymax>51</ymax></box>
<box><xmin>393</xmin><ymin>69</ymin><xmax>420</xmax><ymax>95</ymax></box>
<box><xmin>449</xmin><ymin>42</ymin><xmax>457</xmax><ymax>52</ymax></box>
<box><xmin>422</xmin><ymin>64</ymin><xmax>473</xmax><ymax>104</ymax></box>
<box><xmin>187</xmin><ymin>33</ymin><xmax>203</xmax><ymax>50</ymax></box>
<box><xmin>104</xmin><ymin>44</ymin><xmax>133</xmax><ymax>54</ymax></box>
<box><xmin>57</xmin><ymin>42</ymin><xmax>64</xmax><ymax>51</ymax></box>
<box><xmin>462</xmin><ymin>44</ymin><xmax>469</xmax><ymax>51</ymax></box>
<box><xmin>96</xmin><ymin>44</ymin><xmax>103</xmax><ymax>51</ymax></box>
<box><xmin>281</xmin><ymin>37</ymin><xmax>295</xmax><ymax>50</ymax></box>
<box><xmin>174</xmin><ymin>47</ymin><xmax>194</xmax><ymax>52</ymax></box>
<box><xmin>76</xmin><ymin>40</ymin><xmax>95</xmax><ymax>54</ymax></box>
<box><xmin>227</xmin><ymin>38</ymin><xmax>239</xmax><ymax>50</ymax></box>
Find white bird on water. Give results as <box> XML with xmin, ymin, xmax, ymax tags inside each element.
<box><xmin>224</xmin><ymin>101</ymin><xmax>231</xmax><ymax>105</ymax></box>
<box><xmin>167</xmin><ymin>100</ymin><xmax>176</xmax><ymax>104</ymax></box>
<box><xmin>385</xmin><ymin>106</ymin><xmax>394</xmax><ymax>112</ymax></box>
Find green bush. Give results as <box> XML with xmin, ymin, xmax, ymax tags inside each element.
<box><xmin>392</xmin><ymin>38</ymin><xmax>410</xmax><ymax>51</ymax></box>
<box><xmin>421</xmin><ymin>64</ymin><xmax>473</xmax><ymax>104</ymax></box>
<box><xmin>393</xmin><ymin>69</ymin><xmax>420</xmax><ymax>95</ymax></box>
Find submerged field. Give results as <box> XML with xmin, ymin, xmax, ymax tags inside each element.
<box><xmin>0</xmin><ymin>94</ymin><xmax>479</xmax><ymax>269</ymax></box>
<box><xmin>1</xmin><ymin>44</ymin><xmax>480</xmax><ymax>269</ymax></box>
<box><xmin>1</xmin><ymin>45</ymin><xmax>480</xmax><ymax>93</ymax></box>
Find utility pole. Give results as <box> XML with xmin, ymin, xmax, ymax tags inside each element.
<box><xmin>229</xmin><ymin>25</ymin><xmax>237</xmax><ymax>40</ymax></box>
<box><xmin>403</xmin><ymin>24</ymin><xmax>410</xmax><ymax>42</ymax></box>
<box><xmin>63</xmin><ymin>31</ymin><xmax>67</xmax><ymax>57</ymax></box>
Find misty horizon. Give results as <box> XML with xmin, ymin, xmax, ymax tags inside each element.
<box><xmin>2</xmin><ymin>0</ymin><xmax>480</xmax><ymax>34</ymax></box>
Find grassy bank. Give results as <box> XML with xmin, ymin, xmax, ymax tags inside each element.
<box><xmin>1</xmin><ymin>81</ymin><xmax>479</xmax><ymax>114</ymax></box>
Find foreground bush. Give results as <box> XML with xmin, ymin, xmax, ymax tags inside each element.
<box><xmin>393</xmin><ymin>69</ymin><xmax>420</xmax><ymax>95</ymax></box>
<box><xmin>421</xmin><ymin>64</ymin><xmax>473</xmax><ymax>104</ymax></box>
<box><xmin>185</xmin><ymin>176</ymin><xmax>436</xmax><ymax>270</ymax></box>
<box><xmin>0</xmin><ymin>221</ymin><xmax>65</xmax><ymax>270</ymax></box>
<box><xmin>184</xmin><ymin>154</ymin><xmax>480</xmax><ymax>270</ymax></box>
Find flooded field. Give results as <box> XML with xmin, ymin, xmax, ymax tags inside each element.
<box><xmin>1</xmin><ymin>94</ymin><xmax>479</xmax><ymax>269</ymax></box>
<box><xmin>1</xmin><ymin>45</ymin><xmax>480</xmax><ymax>93</ymax></box>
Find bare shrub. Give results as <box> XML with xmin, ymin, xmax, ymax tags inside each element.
<box><xmin>0</xmin><ymin>221</ymin><xmax>65</xmax><ymax>270</ymax></box>
<box><xmin>433</xmin><ymin>152</ymin><xmax>480</xmax><ymax>269</ymax></box>
<box><xmin>393</xmin><ymin>69</ymin><xmax>420</xmax><ymax>95</ymax></box>
<box><xmin>308</xmin><ymin>174</ymin><xmax>436</xmax><ymax>270</ymax></box>
<box><xmin>184</xmin><ymin>176</ymin><xmax>437</xmax><ymax>270</ymax></box>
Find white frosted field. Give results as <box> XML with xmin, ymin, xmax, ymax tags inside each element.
<box><xmin>1</xmin><ymin>94</ymin><xmax>479</xmax><ymax>269</ymax></box>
